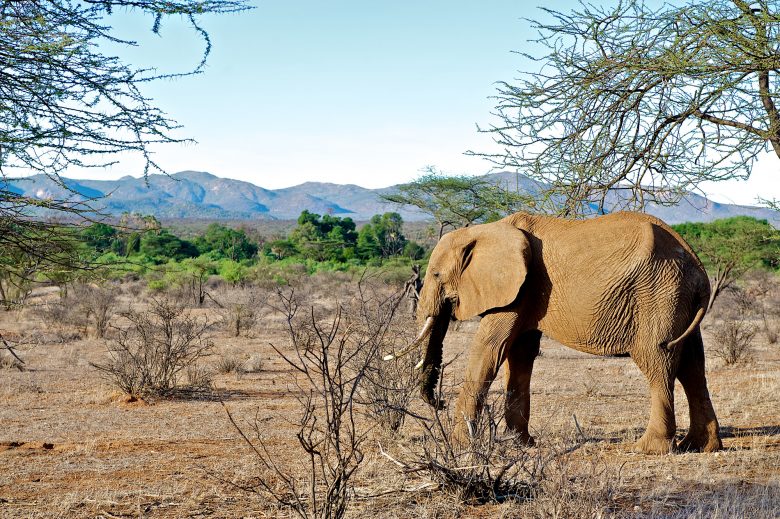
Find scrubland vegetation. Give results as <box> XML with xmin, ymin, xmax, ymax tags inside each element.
<box><xmin>3</xmin><ymin>0</ymin><xmax>779</xmax><ymax>514</ymax></box>
<box><xmin>1</xmin><ymin>214</ymin><xmax>779</xmax><ymax>517</ymax></box>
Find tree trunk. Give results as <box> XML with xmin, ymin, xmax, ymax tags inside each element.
<box><xmin>707</xmin><ymin>264</ymin><xmax>734</xmax><ymax>312</ymax></box>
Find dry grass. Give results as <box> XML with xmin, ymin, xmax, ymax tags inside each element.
<box><xmin>0</xmin><ymin>274</ymin><xmax>778</xmax><ymax>517</ymax></box>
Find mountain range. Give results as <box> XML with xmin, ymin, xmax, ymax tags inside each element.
<box><xmin>3</xmin><ymin>170</ymin><xmax>778</xmax><ymax>226</ymax></box>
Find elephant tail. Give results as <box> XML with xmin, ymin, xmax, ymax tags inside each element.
<box><xmin>661</xmin><ymin>305</ymin><xmax>706</xmax><ymax>351</ymax></box>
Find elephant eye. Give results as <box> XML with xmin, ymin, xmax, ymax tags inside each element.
<box><xmin>432</xmin><ymin>271</ymin><xmax>440</xmax><ymax>278</ymax></box>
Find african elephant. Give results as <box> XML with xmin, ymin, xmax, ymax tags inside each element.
<box><xmin>392</xmin><ymin>211</ymin><xmax>722</xmax><ymax>454</ymax></box>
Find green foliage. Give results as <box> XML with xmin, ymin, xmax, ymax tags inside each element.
<box><xmin>357</xmin><ymin>212</ymin><xmax>407</xmax><ymax>259</ymax></box>
<box><xmin>674</xmin><ymin>217</ymin><xmax>780</xmax><ymax>273</ymax></box>
<box><xmin>81</xmin><ymin>223</ymin><xmax>118</xmax><ymax>253</ymax></box>
<box><xmin>71</xmin><ymin>210</ymin><xmax>428</xmax><ymax>288</ymax></box>
<box><xmin>139</xmin><ymin>230</ymin><xmax>199</xmax><ymax>264</ymax></box>
<box><xmin>218</xmin><ymin>259</ymin><xmax>249</xmax><ymax>286</ymax></box>
<box><xmin>287</xmin><ymin>210</ymin><xmax>359</xmax><ymax>262</ymax></box>
<box><xmin>403</xmin><ymin>241</ymin><xmax>426</xmax><ymax>261</ymax></box>
<box><xmin>265</xmin><ymin>238</ymin><xmax>298</xmax><ymax>260</ymax></box>
<box><xmin>193</xmin><ymin>223</ymin><xmax>258</xmax><ymax>261</ymax></box>
<box><xmin>382</xmin><ymin>167</ymin><xmax>532</xmax><ymax>237</ymax></box>
<box><xmin>674</xmin><ymin>217</ymin><xmax>780</xmax><ymax>309</ymax></box>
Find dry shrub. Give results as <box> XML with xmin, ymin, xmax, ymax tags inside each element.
<box><xmin>243</xmin><ymin>353</ymin><xmax>264</xmax><ymax>373</ymax></box>
<box><xmin>348</xmin><ymin>277</ymin><xmax>418</xmax><ymax>433</ymax></box>
<box><xmin>0</xmin><ymin>346</ymin><xmax>25</xmax><ymax>371</ymax></box>
<box><xmin>382</xmin><ymin>391</ymin><xmax>541</xmax><ymax>505</ymax></box>
<box><xmin>35</xmin><ymin>297</ymin><xmax>85</xmax><ymax>342</ymax></box>
<box><xmin>507</xmin><ymin>449</ymin><xmax>620</xmax><ymax>518</ymax></box>
<box><xmin>0</xmin><ymin>331</ymin><xmax>34</xmax><ymax>371</ymax></box>
<box><xmin>708</xmin><ymin>284</ymin><xmax>757</xmax><ymax>365</ymax></box>
<box><xmin>214</xmin><ymin>286</ymin><xmax>266</xmax><ymax>337</ymax></box>
<box><xmin>214</xmin><ymin>352</ymin><xmax>263</xmax><ymax>378</ymax></box>
<box><xmin>746</xmin><ymin>270</ymin><xmax>780</xmax><ymax>344</ymax></box>
<box><xmin>92</xmin><ymin>298</ymin><xmax>214</xmax><ymax>398</ymax></box>
<box><xmin>70</xmin><ymin>283</ymin><xmax>118</xmax><ymax>338</ymax></box>
<box><xmin>39</xmin><ymin>283</ymin><xmax>118</xmax><ymax>339</ymax></box>
<box><xmin>227</xmin><ymin>286</ymin><xmax>378</xmax><ymax>519</ymax></box>
<box><xmin>711</xmin><ymin>319</ymin><xmax>756</xmax><ymax>365</ymax></box>
<box><xmin>215</xmin><ymin>354</ymin><xmax>245</xmax><ymax>375</ymax></box>
<box><xmin>121</xmin><ymin>279</ymin><xmax>146</xmax><ymax>298</ymax></box>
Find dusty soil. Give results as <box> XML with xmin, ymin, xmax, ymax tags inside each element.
<box><xmin>1</xmin><ymin>285</ymin><xmax>779</xmax><ymax>518</ymax></box>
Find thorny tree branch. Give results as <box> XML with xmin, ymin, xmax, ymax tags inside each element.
<box><xmin>474</xmin><ymin>0</ymin><xmax>780</xmax><ymax>215</ymax></box>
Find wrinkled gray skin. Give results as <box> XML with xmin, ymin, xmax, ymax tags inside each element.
<box><xmin>415</xmin><ymin>211</ymin><xmax>722</xmax><ymax>454</ymax></box>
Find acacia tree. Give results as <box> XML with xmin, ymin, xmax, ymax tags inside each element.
<box><xmin>382</xmin><ymin>167</ymin><xmax>533</xmax><ymax>239</ymax></box>
<box><xmin>674</xmin><ymin>217</ymin><xmax>780</xmax><ymax>311</ymax></box>
<box><xmin>0</xmin><ymin>0</ymin><xmax>247</xmax><ymax>302</ymax></box>
<box><xmin>481</xmin><ymin>0</ymin><xmax>780</xmax><ymax>215</ymax></box>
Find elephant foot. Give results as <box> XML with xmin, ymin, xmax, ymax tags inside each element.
<box><xmin>634</xmin><ymin>432</ymin><xmax>675</xmax><ymax>455</ymax></box>
<box><xmin>678</xmin><ymin>427</ymin><xmax>722</xmax><ymax>453</ymax></box>
<box><xmin>516</xmin><ymin>433</ymin><xmax>535</xmax><ymax>447</ymax></box>
<box><xmin>452</xmin><ymin>420</ymin><xmax>472</xmax><ymax>446</ymax></box>
<box><xmin>505</xmin><ymin>426</ymin><xmax>535</xmax><ymax>446</ymax></box>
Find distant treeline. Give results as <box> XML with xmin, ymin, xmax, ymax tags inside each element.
<box><xmin>75</xmin><ymin>210</ymin><xmax>427</xmax><ymax>289</ymax></box>
<box><xmin>3</xmin><ymin>211</ymin><xmax>778</xmax><ymax>310</ymax></box>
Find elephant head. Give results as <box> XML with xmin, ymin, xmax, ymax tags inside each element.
<box><xmin>412</xmin><ymin>221</ymin><xmax>532</xmax><ymax>406</ymax></box>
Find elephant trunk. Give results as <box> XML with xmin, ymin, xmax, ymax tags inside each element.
<box><xmin>418</xmin><ymin>299</ymin><xmax>452</xmax><ymax>408</ymax></box>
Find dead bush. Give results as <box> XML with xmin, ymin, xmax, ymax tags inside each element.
<box><xmin>214</xmin><ymin>286</ymin><xmax>266</xmax><ymax>337</ymax></box>
<box><xmin>215</xmin><ymin>354</ymin><xmax>245</xmax><ymax>375</ymax></box>
<box><xmin>381</xmin><ymin>388</ymin><xmax>540</xmax><ymax>505</ymax></box>
<box><xmin>92</xmin><ymin>298</ymin><xmax>214</xmax><ymax>398</ymax></box>
<box><xmin>510</xmin><ymin>446</ymin><xmax>620</xmax><ymax>518</ymax></box>
<box><xmin>711</xmin><ymin>318</ymin><xmax>756</xmax><ymax>365</ymax></box>
<box><xmin>35</xmin><ymin>298</ymin><xmax>85</xmax><ymax>342</ymax></box>
<box><xmin>347</xmin><ymin>278</ymin><xmax>418</xmax><ymax>434</ymax></box>
<box><xmin>243</xmin><ymin>353</ymin><xmax>264</xmax><ymax>373</ymax></box>
<box><xmin>226</xmin><ymin>287</ymin><xmax>373</xmax><ymax>519</ymax></box>
<box><xmin>41</xmin><ymin>283</ymin><xmax>120</xmax><ymax>338</ymax></box>
<box><xmin>71</xmin><ymin>283</ymin><xmax>119</xmax><ymax>338</ymax></box>
<box><xmin>0</xmin><ymin>333</ymin><xmax>25</xmax><ymax>371</ymax></box>
<box><xmin>121</xmin><ymin>279</ymin><xmax>146</xmax><ymax>298</ymax></box>
<box><xmin>185</xmin><ymin>363</ymin><xmax>214</xmax><ymax>392</ymax></box>
<box><xmin>747</xmin><ymin>270</ymin><xmax>780</xmax><ymax>344</ymax></box>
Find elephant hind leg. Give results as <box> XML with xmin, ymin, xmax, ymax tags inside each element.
<box><xmin>504</xmin><ymin>330</ymin><xmax>542</xmax><ymax>446</ymax></box>
<box><xmin>631</xmin><ymin>347</ymin><xmax>679</xmax><ymax>454</ymax></box>
<box><xmin>676</xmin><ymin>329</ymin><xmax>722</xmax><ymax>452</ymax></box>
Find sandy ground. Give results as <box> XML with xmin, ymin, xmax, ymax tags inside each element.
<box><xmin>1</xmin><ymin>286</ymin><xmax>779</xmax><ymax>518</ymax></box>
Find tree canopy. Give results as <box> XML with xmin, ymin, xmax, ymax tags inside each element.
<box><xmin>481</xmin><ymin>0</ymin><xmax>780</xmax><ymax>214</ymax></box>
<box><xmin>0</xmin><ymin>0</ymin><xmax>248</xmax><ymax>295</ymax></box>
<box><xmin>381</xmin><ymin>168</ymin><xmax>533</xmax><ymax>238</ymax></box>
<box><xmin>194</xmin><ymin>223</ymin><xmax>258</xmax><ymax>261</ymax></box>
<box><xmin>357</xmin><ymin>212</ymin><xmax>407</xmax><ymax>259</ymax></box>
<box><xmin>673</xmin><ymin>216</ymin><xmax>780</xmax><ymax>309</ymax></box>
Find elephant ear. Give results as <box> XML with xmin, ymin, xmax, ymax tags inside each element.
<box><xmin>454</xmin><ymin>222</ymin><xmax>532</xmax><ymax>321</ymax></box>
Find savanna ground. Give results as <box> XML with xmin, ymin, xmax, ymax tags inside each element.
<box><xmin>1</xmin><ymin>272</ymin><xmax>779</xmax><ymax>518</ymax></box>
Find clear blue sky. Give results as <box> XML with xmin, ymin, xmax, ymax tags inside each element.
<box><xmin>73</xmin><ymin>1</ymin><xmax>778</xmax><ymax>205</ymax></box>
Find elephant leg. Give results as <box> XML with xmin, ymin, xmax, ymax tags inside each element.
<box><xmin>631</xmin><ymin>347</ymin><xmax>680</xmax><ymax>454</ymax></box>
<box><xmin>452</xmin><ymin>312</ymin><xmax>520</xmax><ymax>444</ymax></box>
<box><xmin>504</xmin><ymin>330</ymin><xmax>542</xmax><ymax>446</ymax></box>
<box><xmin>676</xmin><ymin>329</ymin><xmax>722</xmax><ymax>452</ymax></box>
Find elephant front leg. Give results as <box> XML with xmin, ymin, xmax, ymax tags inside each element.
<box><xmin>504</xmin><ymin>330</ymin><xmax>541</xmax><ymax>446</ymax></box>
<box><xmin>452</xmin><ymin>312</ymin><xmax>520</xmax><ymax>444</ymax></box>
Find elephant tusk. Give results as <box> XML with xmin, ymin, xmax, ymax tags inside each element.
<box><xmin>383</xmin><ymin>316</ymin><xmax>435</xmax><ymax>362</ymax></box>
<box><xmin>414</xmin><ymin>357</ymin><xmax>425</xmax><ymax>370</ymax></box>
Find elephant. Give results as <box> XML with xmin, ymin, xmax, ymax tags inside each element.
<box><xmin>391</xmin><ymin>211</ymin><xmax>722</xmax><ymax>454</ymax></box>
